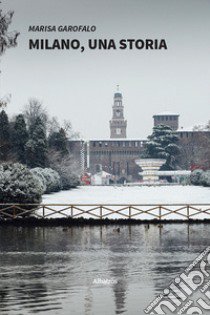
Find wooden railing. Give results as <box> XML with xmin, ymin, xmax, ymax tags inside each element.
<box><xmin>0</xmin><ymin>204</ymin><xmax>210</xmax><ymax>220</ymax></box>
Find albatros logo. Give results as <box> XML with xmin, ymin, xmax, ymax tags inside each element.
<box><xmin>145</xmin><ymin>247</ymin><xmax>210</xmax><ymax>314</ymax></box>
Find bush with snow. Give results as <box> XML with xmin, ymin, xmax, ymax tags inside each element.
<box><xmin>200</xmin><ymin>170</ymin><xmax>210</xmax><ymax>187</ymax></box>
<box><xmin>30</xmin><ymin>168</ymin><xmax>47</xmax><ymax>194</ymax></box>
<box><xmin>47</xmin><ymin>151</ymin><xmax>80</xmax><ymax>190</ymax></box>
<box><xmin>31</xmin><ymin>167</ymin><xmax>61</xmax><ymax>193</ymax></box>
<box><xmin>190</xmin><ymin>169</ymin><xmax>204</xmax><ymax>186</ymax></box>
<box><xmin>0</xmin><ymin>163</ymin><xmax>42</xmax><ymax>204</ymax></box>
<box><xmin>59</xmin><ymin>170</ymin><xmax>80</xmax><ymax>190</ymax></box>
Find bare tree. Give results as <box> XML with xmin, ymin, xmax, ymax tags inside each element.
<box><xmin>48</xmin><ymin>116</ymin><xmax>60</xmax><ymax>135</ymax></box>
<box><xmin>63</xmin><ymin>119</ymin><xmax>80</xmax><ymax>139</ymax></box>
<box><xmin>23</xmin><ymin>98</ymin><xmax>48</xmax><ymax>132</ymax></box>
<box><xmin>0</xmin><ymin>7</ymin><xmax>19</xmax><ymax>108</ymax></box>
<box><xmin>179</xmin><ymin>132</ymin><xmax>210</xmax><ymax>169</ymax></box>
<box><xmin>47</xmin><ymin>149</ymin><xmax>80</xmax><ymax>189</ymax></box>
<box><xmin>0</xmin><ymin>8</ymin><xmax>19</xmax><ymax>56</ymax></box>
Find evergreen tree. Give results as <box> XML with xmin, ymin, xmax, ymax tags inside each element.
<box><xmin>48</xmin><ymin>128</ymin><xmax>68</xmax><ymax>155</ymax></box>
<box><xmin>143</xmin><ymin>124</ymin><xmax>180</xmax><ymax>170</ymax></box>
<box><xmin>25</xmin><ymin>117</ymin><xmax>48</xmax><ymax>168</ymax></box>
<box><xmin>12</xmin><ymin>114</ymin><xmax>28</xmax><ymax>163</ymax></box>
<box><xmin>0</xmin><ymin>110</ymin><xmax>10</xmax><ymax>160</ymax></box>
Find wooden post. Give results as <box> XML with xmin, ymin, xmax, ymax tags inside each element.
<box><xmin>43</xmin><ymin>205</ymin><xmax>45</xmax><ymax>218</ymax></box>
<box><xmin>159</xmin><ymin>206</ymin><xmax>162</xmax><ymax>220</ymax></box>
<box><xmin>100</xmin><ymin>205</ymin><xmax>103</xmax><ymax>220</ymax></box>
<box><xmin>71</xmin><ymin>205</ymin><xmax>73</xmax><ymax>217</ymax></box>
<box><xmin>187</xmin><ymin>205</ymin><xmax>190</xmax><ymax>220</ymax></box>
<box><xmin>129</xmin><ymin>206</ymin><xmax>131</xmax><ymax>219</ymax></box>
<box><xmin>13</xmin><ymin>206</ymin><xmax>16</xmax><ymax>219</ymax></box>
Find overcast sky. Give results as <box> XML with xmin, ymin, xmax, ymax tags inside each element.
<box><xmin>1</xmin><ymin>0</ymin><xmax>210</xmax><ymax>139</ymax></box>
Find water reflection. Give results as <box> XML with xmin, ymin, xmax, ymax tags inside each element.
<box><xmin>0</xmin><ymin>224</ymin><xmax>209</xmax><ymax>314</ymax></box>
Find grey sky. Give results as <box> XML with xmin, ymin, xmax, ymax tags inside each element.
<box><xmin>1</xmin><ymin>0</ymin><xmax>210</xmax><ymax>139</ymax></box>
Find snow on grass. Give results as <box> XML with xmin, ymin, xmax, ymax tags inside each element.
<box><xmin>42</xmin><ymin>185</ymin><xmax>210</xmax><ymax>205</ymax></box>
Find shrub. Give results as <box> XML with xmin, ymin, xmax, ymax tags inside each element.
<box><xmin>59</xmin><ymin>170</ymin><xmax>80</xmax><ymax>190</ymax></box>
<box><xmin>0</xmin><ymin>163</ymin><xmax>42</xmax><ymax>204</ymax></box>
<box><xmin>200</xmin><ymin>170</ymin><xmax>210</xmax><ymax>187</ymax></box>
<box><xmin>30</xmin><ymin>168</ymin><xmax>47</xmax><ymax>194</ymax></box>
<box><xmin>190</xmin><ymin>169</ymin><xmax>204</xmax><ymax>186</ymax></box>
<box><xmin>31</xmin><ymin>167</ymin><xmax>61</xmax><ymax>193</ymax></box>
<box><xmin>47</xmin><ymin>151</ymin><xmax>80</xmax><ymax>190</ymax></box>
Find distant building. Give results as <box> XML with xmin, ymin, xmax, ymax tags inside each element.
<box><xmin>110</xmin><ymin>89</ymin><xmax>127</xmax><ymax>138</ymax></box>
<box><xmin>176</xmin><ymin>126</ymin><xmax>210</xmax><ymax>141</ymax></box>
<box><xmin>89</xmin><ymin>139</ymin><xmax>146</xmax><ymax>182</ymax></box>
<box><xmin>89</xmin><ymin>87</ymin><xmax>146</xmax><ymax>182</ymax></box>
<box><xmin>68</xmin><ymin>89</ymin><xmax>210</xmax><ymax>181</ymax></box>
<box><xmin>153</xmin><ymin>112</ymin><xmax>179</xmax><ymax>130</ymax></box>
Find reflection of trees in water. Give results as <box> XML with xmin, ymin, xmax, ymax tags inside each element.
<box><xmin>0</xmin><ymin>288</ymin><xmax>9</xmax><ymax>311</ymax></box>
<box><xmin>0</xmin><ymin>226</ymin><xmax>65</xmax><ymax>313</ymax></box>
<box><xmin>0</xmin><ymin>282</ymin><xmax>63</xmax><ymax>313</ymax></box>
<box><xmin>0</xmin><ymin>267</ymin><xmax>56</xmax><ymax>313</ymax></box>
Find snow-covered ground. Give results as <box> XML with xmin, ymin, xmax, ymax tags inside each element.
<box><xmin>43</xmin><ymin>185</ymin><xmax>210</xmax><ymax>204</ymax></box>
<box><xmin>41</xmin><ymin>185</ymin><xmax>210</xmax><ymax>220</ymax></box>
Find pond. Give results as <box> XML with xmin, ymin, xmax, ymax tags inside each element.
<box><xmin>0</xmin><ymin>224</ymin><xmax>210</xmax><ymax>314</ymax></box>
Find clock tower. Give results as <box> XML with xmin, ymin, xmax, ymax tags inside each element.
<box><xmin>110</xmin><ymin>87</ymin><xmax>127</xmax><ymax>138</ymax></box>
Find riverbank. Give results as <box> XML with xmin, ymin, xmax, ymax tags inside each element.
<box><xmin>1</xmin><ymin>217</ymin><xmax>210</xmax><ymax>226</ymax></box>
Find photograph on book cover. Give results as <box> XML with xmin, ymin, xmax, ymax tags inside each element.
<box><xmin>0</xmin><ymin>0</ymin><xmax>210</xmax><ymax>314</ymax></box>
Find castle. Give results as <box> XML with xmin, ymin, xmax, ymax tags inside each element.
<box><xmin>69</xmin><ymin>88</ymin><xmax>210</xmax><ymax>182</ymax></box>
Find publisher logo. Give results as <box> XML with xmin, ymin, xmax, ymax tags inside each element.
<box><xmin>145</xmin><ymin>247</ymin><xmax>210</xmax><ymax>314</ymax></box>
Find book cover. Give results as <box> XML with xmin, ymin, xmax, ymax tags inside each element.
<box><xmin>0</xmin><ymin>0</ymin><xmax>210</xmax><ymax>314</ymax></box>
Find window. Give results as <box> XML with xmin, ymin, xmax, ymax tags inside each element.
<box><xmin>116</xmin><ymin>128</ymin><xmax>121</xmax><ymax>135</ymax></box>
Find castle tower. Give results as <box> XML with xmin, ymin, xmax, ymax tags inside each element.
<box><xmin>110</xmin><ymin>87</ymin><xmax>127</xmax><ymax>138</ymax></box>
<box><xmin>153</xmin><ymin>112</ymin><xmax>179</xmax><ymax>131</ymax></box>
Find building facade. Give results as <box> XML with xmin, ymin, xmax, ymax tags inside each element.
<box><xmin>68</xmin><ymin>90</ymin><xmax>210</xmax><ymax>182</ymax></box>
<box><xmin>89</xmin><ymin>139</ymin><xmax>146</xmax><ymax>182</ymax></box>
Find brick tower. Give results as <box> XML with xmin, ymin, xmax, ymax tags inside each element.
<box><xmin>110</xmin><ymin>86</ymin><xmax>127</xmax><ymax>138</ymax></box>
<box><xmin>153</xmin><ymin>112</ymin><xmax>179</xmax><ymax>131</ymax></box>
